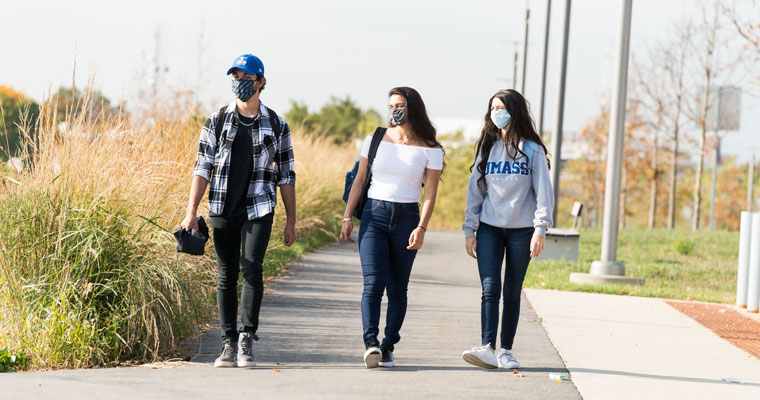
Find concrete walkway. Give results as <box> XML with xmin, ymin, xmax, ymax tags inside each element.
<box><xmin>1</xmin><ymin>231</ymin><xmax>579</xmax><ymax>399</ymax></box>
<box><xmin>525</xmin><ymin>289</ymin><xmax>760</xmax><ymax>400</ymax></box>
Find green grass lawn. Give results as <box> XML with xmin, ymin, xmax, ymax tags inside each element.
<box><xmin>525</xmin><ymin>228</ymin><xmax>740</xmax><ymax>304</ymax></box>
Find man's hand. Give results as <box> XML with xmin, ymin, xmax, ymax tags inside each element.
<box><xmin>284</xmin><ymin>221</ymin><xmax>296</xmax><ymax>247</ymax></box>
<box><xmin>181</xmin><ymin>213</ymin><xmax>199</xmax><ymax>231</ymax></box>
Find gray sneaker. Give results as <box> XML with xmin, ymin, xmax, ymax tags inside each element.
<box><xmin>214</xmin><ymin>339</ymin><xmax>237</xmax><ymax>368</ymax></box>
<box><xmin>237</xmin><ymin>332</ymin><xmax>257</xmax><ymax>367</ymax></box>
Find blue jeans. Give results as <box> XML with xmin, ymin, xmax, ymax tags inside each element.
<box><xmin>358</xmin><ymin>199</ymin><xmax>420</xmax><ymax>351</ymax></box>
<box><xmin>476</xmin><ymin>223</ymin><xmax>534</xmax><ymax>350</ymax></box>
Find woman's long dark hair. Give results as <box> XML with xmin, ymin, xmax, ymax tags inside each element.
<box><xmin>388</xmin><ymin>86</ymin><xmax>446</xmax><ymax>173</ymax></box>
<box><xmin>471</xmin><ymin>89</ymin><xmax>549</xmax><ymax>187</ymax></box>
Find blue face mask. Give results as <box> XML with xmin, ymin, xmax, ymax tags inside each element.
<box><xmin>232</xmin><ymin>78</ymin><xmax>256</xmax><ymax>102</ymax></box>
<box><xmin>490</xmin><ymin>109</ymin><xmax>511</xmax><ymax>129</ymax></box>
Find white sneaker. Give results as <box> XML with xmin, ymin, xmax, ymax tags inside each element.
<box><xmin>462</xmin><ymin>345</ymin><xmax>498</xmax><ymax>369</ymax></box>
<box><xmin>363</xmin><ymin>345</ymin><xmax>382</xmax><ymax>368</ymax></box>
<box><xmin>497</xmin><ymin>348</ymin><xmax>520</xmax><ymax>369</ymax></box>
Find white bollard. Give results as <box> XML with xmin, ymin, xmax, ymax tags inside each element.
<box><xmin>747</xmin><ymin>213</ymin><xmax>760</xmax><ymax>313</ymax></box>
<box><xmin>737</xmin><ymin>212</ymin><xmax>754</xmax><ymax>307</ymax></box>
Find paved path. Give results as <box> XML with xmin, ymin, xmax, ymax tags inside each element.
<box><xmin>525</xmin><ymin>289</ymin><xmax>760</xmax><ymax>400</ymax></box>
<box><xmin>1</xmin><ymin>231</ymin><xmax>579</xmax><ymax>399</ymax></box>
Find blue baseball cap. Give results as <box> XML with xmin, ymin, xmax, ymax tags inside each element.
<box><xmin>226</xmin><ymin>54</ymin><xmax>265</xmax><ymax>77</ymax></box>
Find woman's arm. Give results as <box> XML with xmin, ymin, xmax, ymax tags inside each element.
<box><xmin>407</xmin><ymin>168</ymin><xmax>442</xmax><ymax>250</ymax></box>
<box><xmin>340</xmin><ymin>156</ymin><xmax>370</xmax><ymax>243</ymax></box>
<box><xmin>530</xmin><ymin>146</ymin><xmax>554</xmax><ymax>257</ymax></box>
<box><xmin>463</xmin><ymin>152</ymin><xmax>486</xmax><ymax>258</ymax></box>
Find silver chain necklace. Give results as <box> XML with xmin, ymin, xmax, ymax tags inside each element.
<box><xmin>238</xmin><ymin>115</ymin><xmax>257</xmax><ymax>127</ymax></box>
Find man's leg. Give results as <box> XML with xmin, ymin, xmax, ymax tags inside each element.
<box><xmin>210</xmin><ymin>215</ymin><xmax>244</xmax><ymax>342</ymax></box>
<box><xmin>239</xmin><ymin>212</ymin><xmax>274</xmax><ymax>334</ymax></box>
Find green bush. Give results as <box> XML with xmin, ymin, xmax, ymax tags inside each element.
<box><xmin>0</xmin><ymin>348</ymin><xmax>27</xmax><ymax>372</ymax></box>
<box><xmin>0</xmin><ymin>188</ymin><xmax>215</xmax><ymax>368</ymax></box>
<box><xmin>674</xmin><ymin>237</ymin><xmax>695</xmax><ymax>256</ymax></box>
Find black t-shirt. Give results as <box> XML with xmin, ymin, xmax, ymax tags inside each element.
<box><xmin>222</xmin><ymin>114</ymin><xmax>256</xmax><ymax>217</ymax></box>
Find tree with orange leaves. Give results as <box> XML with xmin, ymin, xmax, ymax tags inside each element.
<box><xmin>0</xmin><ymin>85</ymin><xmax>39</xmax><ymax>161</ymax></box>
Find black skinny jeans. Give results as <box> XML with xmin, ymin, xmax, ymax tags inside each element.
<box><xmin>210</xmin><ymin>213</ymin><xmax>273</xmax><ymax>342</ymax></box>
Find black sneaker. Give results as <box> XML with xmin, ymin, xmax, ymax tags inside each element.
<box><xmin>214</xmin><ymin>339</ymin><xmax>237</xmax><ymax>368</ymax></box>
<box><xmin>363</xmin><ymin>343</ymin><xmax>381</xmax><ymax>368</ymax></box>
<box><xmin>237</xmin><ymin>332</ymin><xmax>257</xmax><ymax>367</ymax></box>
<box><xmin>378</xmin><ymin>347</ymin><xmax>394</xmax><ymax>368</ymax></box>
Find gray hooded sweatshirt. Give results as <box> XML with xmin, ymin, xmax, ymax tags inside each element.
<box><xmin>463</xmin><ymin>139</ymin><xmax>554</xmax><ymax>237</ymax></box>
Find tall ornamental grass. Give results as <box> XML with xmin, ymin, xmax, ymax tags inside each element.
<box><xmin>0</xmin><ymin>86</ymin><xmax>354</xmax><ymax>369</ymax></box>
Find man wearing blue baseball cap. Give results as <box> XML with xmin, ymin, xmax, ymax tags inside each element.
<box><xmin>181</xmin><ymin>53</ymin><xmax>297</xmax><ymax>368</ymax></box>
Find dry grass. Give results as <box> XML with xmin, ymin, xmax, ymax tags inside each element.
<box><xmin>0</xmin><ymin>84</ymin><xmax>354</xmax><ymax>369</ymax></box>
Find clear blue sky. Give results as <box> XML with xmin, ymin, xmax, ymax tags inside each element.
<box><xmin>3</xmin><ymin>0</ymin><xmax>759</xmax><ymax>160</ymax></box>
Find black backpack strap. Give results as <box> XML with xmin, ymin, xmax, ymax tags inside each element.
<box><xmin>365</xmin><ymin>127</ymin><xmax>386</xmax><ymax>178</ymax></box>
<box><xmin>265</xmin><ymin>106</ymin><xmax>282</xmax><ymax>140</ymax></box>
<box><xmin>214</xmin><ymin>105</ymin><xmax>228</xmax><ymax>145</ymax></box>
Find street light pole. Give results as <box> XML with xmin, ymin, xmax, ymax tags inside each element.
<box><xmin>571</xmin><ymin>0</ymin><xmax>643</xmax><ymax>285</ymax></box>
<box><xmin>513</xmin><ymin>48</ymin><xmax>520</xmax><ymax>89</ymax></box>
<box><xmin>709</xmin><ymin>133</ymin><xmax>719</xmax><ymax>230</ymax></box>
<box><xmin>549</xmin><ymin>0</ymin><xmax>571</xmax><ymax>224</ymax></box>
<box><xmin>520</xmin><ymin>6</ymin><xmax>530</xmax><ymax>94</ymax></box>
<box><xmin>749</xmin><ymin>154</ymin><xmax>755</xmax><ymax>212</ymax></box>
<box><xmin>537</xmin><ymin>0</ymin><xmax>552</xmax><ymax>138</ymax></box>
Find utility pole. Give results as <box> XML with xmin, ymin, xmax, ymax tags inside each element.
<box><xmin>513</xmin><ymin>49</ymin><xmax>519</xmax><ymax>89</ymax></box>
<box><xmin>709</xmin><ymin>133</ymin><xmax>720</xmax><ymax>230</ymax></box>
<box><xmin>750</xmin><ymin>153</ymin><xmax>756</xmax><ymax>212</ymax></box>
<box><xmin>571</xmin><ymin>0</ymin><xmax>643</xmax><ymax>286</ymax></box>
<box><xmin>537</xmin><ymin>0</ymin><xmax>552</xmax><ymax>138</ymax></box>
<box><xmin>153</xmin><ymin>28</ymin><xmax>162</xmax><ymax>98</ymax></box>
<box><xmin>549</xmin><ymin>0</ymin><xmax>571</xmax><ymax>223</ymax></box>
<box><xmin>520</xmin><ymin>5</ymin><xmax>530</xmax><ymax>94</ymax></box>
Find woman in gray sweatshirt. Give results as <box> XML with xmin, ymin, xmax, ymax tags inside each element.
<box><xmin>461</xmin><ymin>89</ymin><xmax>554</xmax><ymax>370</ymax></box>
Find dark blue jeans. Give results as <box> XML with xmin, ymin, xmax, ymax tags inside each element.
<box><xmin>476</xmin><ymin>223</ymin><xmax>534</xmax><ymax>350</ymax></box>
<box><xmin>358</xmin><ymin>199</ymin><xmax>420</xmax><ymax>351</ymax></box>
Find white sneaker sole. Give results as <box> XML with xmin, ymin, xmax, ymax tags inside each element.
<box><xmin>499</xmin><ymin>360</ymin><xmax>520</xmax><ymax>369</ymax></box>
<box><xmin>462</xmin><ymin>353</ymin><xmax>498</xmax><ymax>369</ymax></box>
<box><xmin>214</xmin><ymin>360</ymin><xmax>236</xmax><ymax>368</ymax></box>
<box><xmin>237</xmin><ymin>360</ymin><xmax>257</xmax><ymax>368</ymax></box>
<box><xmin>378</xmin><ymin>360</ymin><xmax>395</xmax><ymax>368</ymax></box>
<box><xmin>364</xmin><ymin>348</ymin><xmax>381</xmax><ymax>368</ymax></box>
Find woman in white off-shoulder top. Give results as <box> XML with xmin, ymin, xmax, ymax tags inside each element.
<box><xmin>341</xmin><ymin>87</ymin><xmax>444</xmax><ymax>369</ymax></box>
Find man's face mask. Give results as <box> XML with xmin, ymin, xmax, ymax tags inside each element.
<box><xmin>232</xmin><ymin>78</ymin><xmax>257</xmax><ymax>102</ymax></box>
<box><xmin>389</xmin><ymin>108</ymin><xmax>408</xmax><ymax>126</ymax></box>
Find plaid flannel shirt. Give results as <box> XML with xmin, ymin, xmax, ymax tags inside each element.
<box><xmin>193</xmin><ymin>101</ymin><xmax>296</xmax><ymax>219</ymax></box>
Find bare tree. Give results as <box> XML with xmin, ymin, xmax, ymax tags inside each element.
<box><xmin>687</xmin><ymin>1</ymin><xmax>723</xmax><ymax>230</ymax></box>
<box><xmin>632</xmin><ymin>21</ymin><xmax>692</xmax><ymax>229</ymax></box>
<box><xmin>724</xmin><ymin>0</ymin><xmax>760</xmax><ymax>77</ymax></box>
<box><xmin>632</xmin><ymin>54</ymin><xmax>667</xmax><ymax>228</ymax></box>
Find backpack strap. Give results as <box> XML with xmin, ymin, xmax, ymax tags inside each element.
<box><xmin>367</xmin><ymin>127</ymin><xmax>386</xmax><ymax>169</ymax></box>
<box><xmin>214</xmin><ymin>105</ymin><xmax>228</xmax><ymax>145</ymax></box>
<box><xmin>265</xmin><ymin>106</ymin><xmax>283</xmax><ymax>140</ymax></box>
<box><xmin>215</xmin><ymin>104</ymin><xmax>283</xmax><ymax>144</ymax></box>
<box><xmin>524</xmin><ymin>140</ymin><xmax>538</xmax><ymax>170</ymax></box>
<box><xmin>364</xmin><ymin>127</ymin><xmax>386</xmax><ymax>181</ymax></box>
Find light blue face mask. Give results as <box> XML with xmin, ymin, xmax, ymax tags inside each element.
<box><xmin>490</xmin><ymin>109</ymin><xmax>511</xmax><ymax>129</ymax></box>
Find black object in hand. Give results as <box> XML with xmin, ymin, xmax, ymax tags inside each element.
<box><xmin>174</xmin><ymin>217</ymin><xmax>209</xmax><ymax>256</ymax></box>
